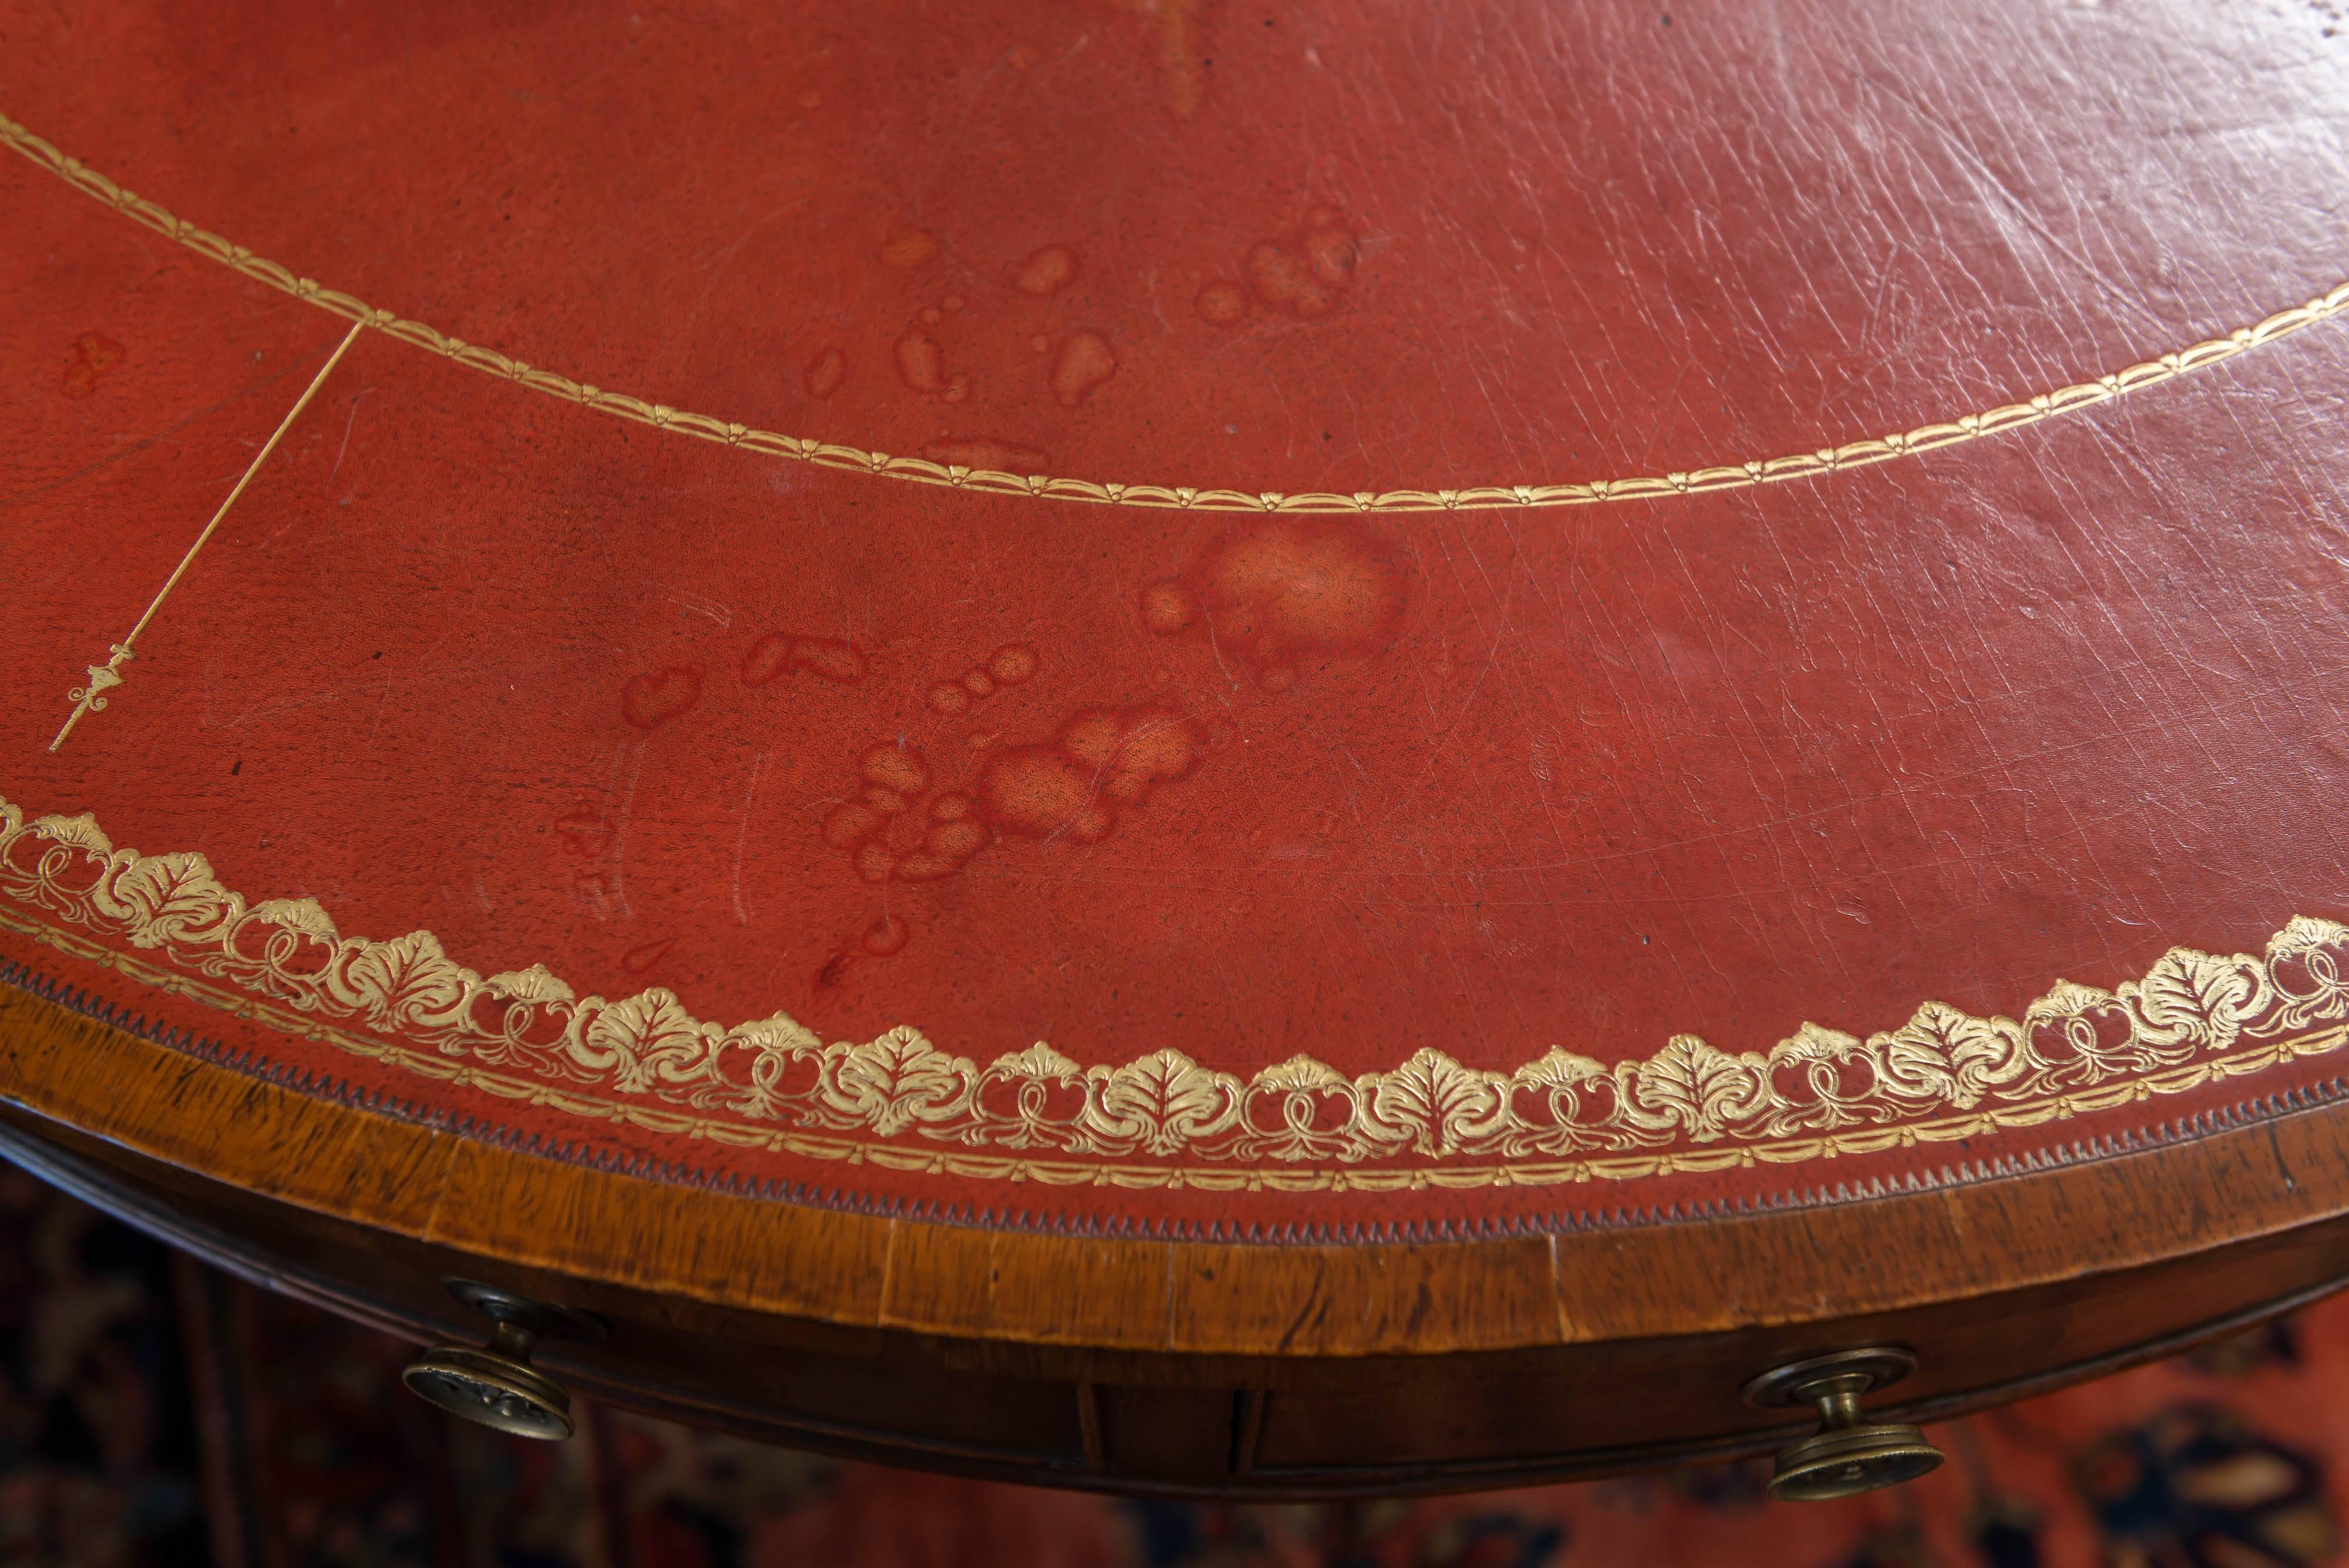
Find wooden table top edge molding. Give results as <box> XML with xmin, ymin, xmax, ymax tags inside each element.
<box><xmin>6</xmin><ymin>973</ymin><xmax>2345</xmax><ymax>1363</ymax></box>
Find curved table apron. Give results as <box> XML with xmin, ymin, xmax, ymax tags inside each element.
<box><xmin>3</xmin><ymin>0</ymin><xmax>2349</xmax><ymax>1495</ymax></box>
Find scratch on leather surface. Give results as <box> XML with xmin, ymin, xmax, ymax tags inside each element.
<box><xmin>6</xmin><ymin>792</ymin><xmax>2349</xmax><ymax>1192</ymax></box>
<box><xmin>2</xmin><ymin>110</ymin><xmax>2343</xmax><ymax>516</ymax></box>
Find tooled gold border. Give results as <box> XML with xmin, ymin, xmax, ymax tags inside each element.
<box><xmin>5</xmin><ymin>112</ymin><xmax>2345</xmax><ymax>516</ymax></box>
<box><xmin>5</xmin><ymin>792</ymin><xmax>2348</xmax><ymax>1192</ymax></box>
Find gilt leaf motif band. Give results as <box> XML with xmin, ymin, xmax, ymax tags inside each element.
<box><xmin>4</xmin><ymin>794</ymin><xmax>2345</xmax><ymax>1192</ymax></box>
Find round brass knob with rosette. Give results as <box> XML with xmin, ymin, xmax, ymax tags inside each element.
<box><xmin>1742</xmin><ymin>1348</ymin><xmax>1944</xmax><ymax>1502</ymax></box>
<box><xmin>401</xmin><ymin>1280</ymin><xmax>605</xmax><ymax>1442</ymax></box>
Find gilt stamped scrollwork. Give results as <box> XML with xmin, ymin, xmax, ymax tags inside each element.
<box><xmin>4</xmin><ymin>793</ymin><xmax>2346</xmax><ymax>1182</ymax></box>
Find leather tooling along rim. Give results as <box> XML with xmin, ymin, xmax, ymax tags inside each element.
<box><xmin>9</xmin><ymin>946</ymin><xmax>2349</xmax><ymax>1246</ymax></box>
<box><xmin>6</xmin><ymin>795</ymin><xmax>2349</xmax><ymax>1194</ymax></box>
<box><xmin>4</xmin><ymin>111</ymin><xmax>2346</xmax><ymax>519</ymax></box>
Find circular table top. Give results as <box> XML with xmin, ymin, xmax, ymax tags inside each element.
<box><xmin>4</xmin><ymin>0</ymin><xmax>2348</xmax><ymax>1256</ymax></box>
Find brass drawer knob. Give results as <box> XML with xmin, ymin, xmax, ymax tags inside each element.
<box><xmin>1742</xmin><ymin>1347</ymin><xmax>1944</xmax><ymax>1501</ymax></box>
<box><xmin>402</xmin><ymin>1280</ymin><xmax>605</xmax><ymax>1442</ymax></box>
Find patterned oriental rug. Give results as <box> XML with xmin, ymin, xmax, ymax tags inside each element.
<box><xmin>2</xmin><ymin>1167</ymin><xmax>2341</xmax><ymax>1568</ymax></box>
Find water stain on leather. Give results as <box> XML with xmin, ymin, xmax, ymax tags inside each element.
<box><xmin>1246</xmin><ymin>207</ymin><xmax>1359</xmax><ymax>319</ymax></box>
<box><xmin>1014</xmin><ymin>244</ymin><xmax>1079</xmax><ymax>296</ymax></box>
<box><xmin>861</xmin><ymin>913</ymin><xmax>910</xmax><ymax>955</ymax></box>
<box><xmin>621</xmin><ymin>666</ymin><xmax>704</xmax><ymax>729</ymax></box>
<box><xmin>927</xmin><ymin>643</ymin><xmax>1038</xmax><ymax>714</ymax></box>
<box><xmin>894</xmin><ymin>329</ymin><xmax>954</xmax><ymax>396</ymax></box>
<box><xmin>1194</xmin><ymin>280</ymin><xmax>1247</xmax><ymax>327</ymax></box>
<box><xmin>801</xmin><ymin>346</ymin><xmax>846</xmax><ymax>399</ymax></box>
<box><xmin>741</xmin><ymin>634</ymin><xmax>867</xmax><ymax>688</ymax></box>
<box><xmin>60</xmin><ymin>332</ymin><xmax>126</xmax><ymax>399</ymax></box>
<box><xmin>978</xmin><ymin>703</ymin><xmax>1202</xmax><ymax>843</ymax></box>
<box><xmin>920</xmin><ymin>438</ymin><xmax>1047</xmax><ymax>472</ymax></box>
<box><xmin>620</xmin><ymin>937</ymin><xmax>674</xmax><ymax>974</ymax></box>
<box><xmin>859</xmin><ymin>742</ymin><xmax>930</xmax><ymax>798</ymax></box>
<box><xmin>1145</xmin><ymin>515</ymin><xmax>1409</xmax><ymax>685</ymax></box>
<box><xmin>879</xmin><ymin>227</ymin><xmax>939</xmax><ymax>269</ymax></box>
<box><xmin>823</xmin><ymin>743</ymin><xmax>995</xmax><ymax>885</ymax></box>
<box><xmin>1049</xmin><ymin>331</ymin><xmax>1117</xmax><ymax>406</ymax></box>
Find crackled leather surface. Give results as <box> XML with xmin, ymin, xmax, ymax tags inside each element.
<box><xmin>2</xmin><ymin>0</ymin><xmax>2347</xmax><ymax>1231</ymax></box>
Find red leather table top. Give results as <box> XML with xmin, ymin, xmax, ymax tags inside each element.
<box><xmin>4</xmin><ymin>0</ymin><xmax>2347</xmax><ymax>1239</ymax></box>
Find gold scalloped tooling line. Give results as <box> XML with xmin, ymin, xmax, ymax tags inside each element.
<box><xmin>5</xmin><ymin>112</ymin><xmax>2345</xmax><ymax>516</ymax></box>
<box><xmin>4</xmin><ymin>791</ymin><xmax>2348</xmax><ymax>1191</ymax></box>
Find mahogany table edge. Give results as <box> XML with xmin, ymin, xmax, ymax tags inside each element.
<box><xmin>3</xmin><ymin>980</ymin><xmax>2345</xmax><ymax>1353</ymax></box>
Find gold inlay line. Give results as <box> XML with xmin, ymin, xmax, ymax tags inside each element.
<box><xmin>48</xmin><ymin>319</ymin><xmax>364</xmax><ymax>752</ymax></box>
<box><xmin>5</xmin><ymin>112</ymin><xmax>2344</xmax><ymax>516</ymax></box>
